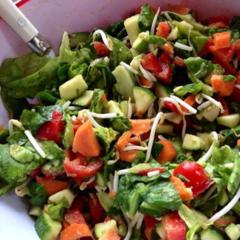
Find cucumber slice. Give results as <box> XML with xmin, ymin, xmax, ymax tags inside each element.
<box><xmin>183</xmin><ymin>134</ymin><xmax>204</xmax><ymax>150</ymax></box>
<box><xmin>48</xmin><ymin>189</ymin><xmax>74</xmax><ymax>207</ymax></box>
<box><xmin>35</xmin><ymin>212</ymin><xmax>62</xmax><ymax>240</ymax></box>
<box><xmin>108</xmin><ymin>100</ymin><xmax>124</xmax><ymax>116</ymax></box>
<box><xmin>132</xmin><ymin>31</ymin><xmax>149</xmax><ymax>53</ymax></box>
<box><xmin>156</xmin><ymin>124</ymin><xmax>174</xmax><ymax>134</ymax></box>
<box><xmin>59</xmin><ymin>74</ymin><xmax>88</xmax><ymax>100</ymax></box>
<box><xmin>133</xmin><ymin>86</ymin><xmax>156</xmax><ymax>116</ymax></box>
<box><xmin>120</xmin><ymin>101</ymin><xmax>129</xmax><ymax>117</ymax></box>
<box><xmin>94</xmin><ymin>220</ymin><xmax>117</xmax><ymax>238</ymax></box>
<box><xmin>225</xmin><ymin>224</ymin><xmax>240</xmax><ymax>240</ymax></box>
<box><xmin>124</xmin><ymin>14</ymin><xmax>140</xmax><ymax>45</ymax></box>
<box><xmin>113</xmin><ymin>65</ymin><xmax>135</xmax><ymax>100</ymax></box>
<box><xmin>217</xmin><ymin>114</ymin><xmax>240</xmax><ymax>128</ymax></box>
<box><xmin>73</xmin><ymin>90</ymin><xmax>93</xmax><ymax>107</ymax></box>
<box><xmin>201</xmin><ymin>228</ymin><xmax>224</xmax><ymax>240</ymax></box>
<box><xmin>154</xmin><ymin>82</ymin><xmax>171</xmax><ymax>97</ymax></box>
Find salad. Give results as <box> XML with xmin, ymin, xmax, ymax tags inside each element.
<box><xmin>1</xmin><ymin>3</ymin><xmax>240</xmax><ymax>240</ymax></box>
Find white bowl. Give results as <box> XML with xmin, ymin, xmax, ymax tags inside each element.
<box><xmin>0</xmin><ymin>0</ymin><xmax>240</xmax><ymax>239</ymax></box>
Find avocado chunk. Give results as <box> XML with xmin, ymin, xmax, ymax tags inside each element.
<box><xmin>200</xmin><ymin>228</ymin><xmax>224</xmax><ymax>240</ymax></box>
<box><xmin>35</xmin><ymin>212</ymin><xmax>62</xmax><ymax>240</ymax></box>
<box><xmin>133</xmin><ymin>86</ymin><xmax>156</xmax><ymax>116</ymax></box>
<box><xmin>94</xmin><ymin>219</ymin><xmax>118</xmax><ymax>238</ymax></box>
<box><xmin>124</xmin><ymin>14</ymin><xmax>140</xmax><ymax>45</ymax></box>
<box><xmin>108</xmin><ymin>100</ymin><xmax>124</xmax><ymax>116</ymax></box>
<box><xmin>59</xmin><ymin>74</ymin><xmax>88</xmax><ymax>100</ymax></box>
<box><xmin>73</xmin><ymin>90</ymin><xmax>93</xmax><ymax>107</ymax></box>
<box><xmin>183</xmin><ymin>134</ymin><xmax>205</xmax><ymax>150</ymax></box>
<box><xmin>113</xmin><ymin>65</ymin><xmax>135</xmax><ymax>100</ymax></box>
<box><xmin>48</xmin><ymin>189</ymin><xmax>74</xmax><ymax>207</ymax></box>
<box><xmin>217</xmin><ymin>114</ymin><xmax>240</xmax><ymax>128</ymax></box>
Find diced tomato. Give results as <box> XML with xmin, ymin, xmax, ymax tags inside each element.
<box><xmin>156</xmin><ymin>53</ymin><xmax>172</xmax><ymax>85</ymax></box>
<box><xmin>156</xmin><ymin>22</ymin><xmax>171</xmax><ymax>38</ymax></box>
<box><xmin>36</xmin><ymin>177</ymin><xmax>68</xmax><ymax>195</ymax></box>
<box><xmin>141</xmin><ymin>53</ymin><xmax>162</xmax><ymax>72</ymax></box>
<box><xmin>231</xmin><ymin>86</ymin><xmax>240</xmax><ymax>103</ymax></box>
<box><xmin>36</xmin><ymin>111</ymin><xmax>64</xmax><ymax>144</ymax></box>
<box><xmin>138</xmin><ymin>76</ymin><xmax>154</xmax><ymax>88</ymax></box>
<box><xmin>88</xmin><ymin>193</ymin><xmax>105</xmax><ymax>224</ymax></box>
<box><xmin>173</xmin><ymin>161</ymin><xmax>212</xmax><ymax>197</ymax></box>
<box><xmin>64</xmin><ymin>152</ymin><xmax>103</xmax><ymax>178</ymax></box>
<box><xmin>174</xmin><ymin>56</ymin><xmax>185</xmax><ymax>67</ymax></box>
<box><xmin>218</xmin><ymin>98</ymin><xmax>229</xmax><ymax>115</ymax></box>
<box><xmin>144</xmin><ymin>215</ymin><xmax>158</xmax><ymax>240</ymax></box>
<box><xmin>64</xmin><ymin>209</ymin><xmax>86</xmax><ymax>226</ymax></box>
<box><xmin>93</xmin><ymin>41</ymin><xmax>110</xmax><ymax>57</ymax></box>
<box><xmin>138</xmin><ymin>167</ymin><xmax>165</xmax><ymax>176</ymax></box>
<box><xmin>163</xmin><ymin>101</ymin><xmax>179</xmax><ymax>113</ymax></box>
<box><xmin>207</xmin><ymin>16</ymin><xmax>230</xmax><ymax>26</ymax></box>
<box><xmin>162</xmin><ymin>212</ymin><xmax>187</xmax><ymax>240</ymax></box>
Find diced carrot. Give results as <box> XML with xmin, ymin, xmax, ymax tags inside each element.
<box><xmin>157</xmin><ymin>139</ymin><xmax>176</xmax><ymax>163</ymax></box>
<box><xmin>60</xmin><ymin>223</ymin><xmax>92</xmax><ymax>240</ymax></box>
<box><xmin>237</xmin><ymin>139</ymin><xmax>240</xmax><ymax>148</ymax></box>
<box><xmin>138</xmin><ymin>76</ymin><xmax>154</xmax><ymax>88</ymax></box>
<box><xmin>162</xmin><ymin>42</ymin><xmax>174</xmax><ymax>56</ymax></box>
<box><xmin>180</xmin><ymin>95</ymin><xmax>196</xmax><ymax>113</ymax></box>
<box><xmin>72</xmin><ymin>120</ymin><xmax>101</xmax><ymax>157</ymax></box>
<box><xmin>100</xmin><ymin>228</ymin><xmax>121</xmax><ymax>240</ymax></box>
<box><xmin>36</xmin><ymin>177</ymin><xmax>68</xmax><ymax>196</ymax></box>
<box><xmin>108</xmin><ymin>191</ymin><xmax>117</xmax><ymax>199</ymax></box>
<box><xmin>169</xmin><ymin>5</ymin><xmax>190</xmax><ymax>15</ymax></box>
<box><xmin>170</xmin><ymin>176</ymin><xmax>193</xmax><ymax>201</ymax></box>
<box><xmin>213</xmin><ymin>31</ymin><xmax>231</xmax><ymax>50</ymax></box>
<box><xmin>119</xmin><ymin>150</ymin><xmax>139</xmax><ymax>163</ymax></box>
<box><xmin>116</xmin><ymin>131</ymin><xmax>132</xmax><ymax>150</ymax></box>
<box><xmin>214</xmin><ymin>216</ymin><xmax>236</xmax><ymax>228</ymax></box>
<box><xmin>211</xmin><ymin>74</ymin><xmax>235</xmax><ymax>96</ymax></box>
<box><xmin>130</xmin><ymin>119</ymin><xmax>152</xmax><ymax>136</ymax></box>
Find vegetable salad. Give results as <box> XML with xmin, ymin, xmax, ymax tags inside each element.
<box><xmin>1</xmin><ymin>4</ymin><xmax>240</xmax><ymax>240</ymax></box>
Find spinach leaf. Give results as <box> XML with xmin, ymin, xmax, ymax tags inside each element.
<box><xmin>106</xmin><ymin>21</ymin><xmax>127</xmax><ymax>39</ymax></box>
<box><xmin>68</xmin><ymin>61</ymin><xmax>88</xmax><ymax>78</ymax></box>
<box><xmin>109</xmin><ymin>37</ymin><xmax>132</xmax><ymax>68</ymax></box>
<box><xmin>40</xmin><ymin>141</ymin><xmax>64</xmax><ymax>161</ymax></box>
<box><xmin>90</xmin><ymin>89</ymin><xmax>108</xmax><ymax>113</ymax></box>
<box><xmin>28</xmin><ymin>181</ymin><xmax>48</xmax><ymax>206</ymax></box>
<box><xmin>138</xmin><ymin>4</ymin><xmax>155</xmax><ymax>31</ymax></box>
<box><xmin>174</xmin><ymin>82</ymin><xmax>203</xmax><ymax>97</ymax></box>
<box><xmin>140</xmin><ymin>181</ymin><xmax>182</xmax><ymax>217</ymax></box>
<box><xmin>0</xmin><ymin>144</ymin><xmax>45</xmax><ymax>195</ymax></box>
<box><xmin>87</xmin><ymin>61</ymin><xmax>115</xmax><ymax>96</ymax></box>
<box><xmin>110</xmin><ymin>117</ymin><xmax>131</xmax><ymax>133</ymax></box>
<box><xmin>184</xmin><ymin>57</ymin><xmax>213</xmax><ymax>79</ymax></box>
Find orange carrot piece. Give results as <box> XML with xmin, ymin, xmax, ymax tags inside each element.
<box><xmin>157</xmin><ymin>139</ymin><xmax>176</xmax><ymax>163</ymax></box>
<box><xmin>130</xmin><ymin>119</ymin><xmax>152</xmax><ymax>136</ymax></box>
<box><xmin>211</xmin><ymin>74</ymin><xmax>235</xmax><ymax>97</ymax></box>
<box><xmin>60</xmin><ymin>223</ymin><xmax>92</xmax><ymax>240</ymax></box>
<box><xmin>119</xmin><ymin>150</ymin><xmax>139</xmax><ymax>163</ymax></box>
<box><xmin>213</xmin><ymin>31</ymin><xmax>231</xmax><ymax>50</ymax></box>
<box><xmin>116</xmin><ymin>131</ymin><xmax>132</xmax><ymax>150</ymax></box>
<box><xmin>36</xmin><ymin>177</ymin><xmax>68</xmax><ymax>196</ymax></box>
<box><xmin>170</xmin><ymin>176</ymin><xmax>193</xmax><ymax>201</ymax></box>
<box><xmin>180</xmin><ymin>95</ymin><xmax>196</xmax><ymax>113</ymax></box>
<box><xmin>72</xmin><ymin>120</ymin><xmax>101</xmax><ymax>157</ymax></box>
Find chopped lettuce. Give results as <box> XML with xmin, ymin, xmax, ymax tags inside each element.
<box><xmin>138</xmin><ymin>4</ymin><xmax>155</xmax><ymax>31</ymax></box>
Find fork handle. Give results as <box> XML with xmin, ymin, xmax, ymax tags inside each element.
<box><xmin>0</xmin><ymin>0</ymin><xmax>38</xmax><ymax>42</ymax></box>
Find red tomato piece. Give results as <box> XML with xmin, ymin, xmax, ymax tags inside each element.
<box><xmin>64</xmin><ymin>153</ymin><xmax>103</xmax><ymax>178</ymax></box>
<box><xmin>162</xmin><ymin>212</ymin><xmax>187</xmax><ymax>240</ymax></box>
<box><xmin>141</xmin><ymin>53</ymin><xmax>162</xmax><ymax>72</ymax></box>
<box><xmin>93</xmin><ymin>41</ymin><xmax>110</xmax><ymax>57</ymax></box>
<box><xmin>173</xmin><ymin>161</ymin><xmax>212</xmax><ymax>197</ymax></box>
<box><xmin>163</xmin><ymin>101</ymin><xmax>179</xmax><ymax>113</ymax></box>
<box><xmin>88</xmin><ymin>193</ymin><xmax>105</xmax><ymax>224</ymax></box>
<box><xmin>156</xmin><ymin>22</ymin><xmax>171</xmax><ymax>38</ymax></box>
<box><xmin>36</xmin><ymin>111</ymin><xmax>64</xmax><ymax>144</ymax></box>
